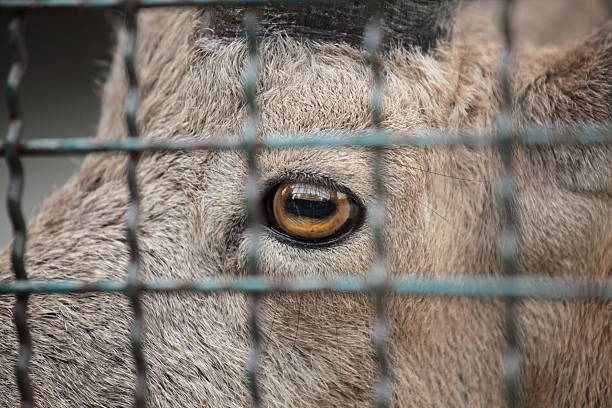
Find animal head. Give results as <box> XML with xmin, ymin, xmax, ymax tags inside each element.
<box><xmin>1</xmin><ymin>1</ymin><xmax>610</xmax><ymax>407</ymax></box>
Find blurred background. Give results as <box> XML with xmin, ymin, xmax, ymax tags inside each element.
<box><xmin>0</xmin><ymin>0</ymin><xmax>611</xmax><ymax>249</ymax></box>
<box><xmin>0</xmin><ymin>11</ymin><xmax>111</xmax><ymax>247</ymax></box>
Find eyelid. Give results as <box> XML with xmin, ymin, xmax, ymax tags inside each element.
<box><xmin>260</xmin><ymin>172</ymin><xmax>367</xmax><ymax>209</ymax></box>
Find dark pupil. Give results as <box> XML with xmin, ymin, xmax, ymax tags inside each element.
<box><xmin>285</xmin><ymin>197</ymin><xmax>336</xmax><ymax>219</ymax></box>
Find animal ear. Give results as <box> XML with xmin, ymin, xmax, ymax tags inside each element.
<box><xmin>205</xmin><ymin>0</ymin><xmax>460</xmax><ymax>51</ymax></box>
<box><xmin>515</xmin><ymin>21</ymin><xmax>612</xmax><ymax>196</ymax></box>
<box><xmin>515</xmin><ymin>21</ymin><xmax>612</xmax><ymax>124</ymax></box>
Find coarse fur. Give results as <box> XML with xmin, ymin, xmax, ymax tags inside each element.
<box><xmin>1</xmin><ymin>1</ymin><xmax>611</xmax><ymax>407</ymax></box>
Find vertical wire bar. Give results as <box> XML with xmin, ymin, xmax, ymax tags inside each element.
<box><xmin>363</xmin><ymin>2</ymin><xmax>391</xmax><ymax>407</ymax></box>
<box><xmin>122</xmin><ymin>1</ymin><xmax>148</xmax><ymax>406</ymax></box>
<box><xmin>4</xmin><ymin>14</ymin><xmax>35</xmax><ymax>408</ymax></box>
<box><xmin>242</xmin><ymin>11</ymin><xmax>263</xmax><ymax>408</ymax></box>
<box><xmin>498</xmin><ymin>1</ymin><xmax>521</xmax><ymax>407</ymax></box>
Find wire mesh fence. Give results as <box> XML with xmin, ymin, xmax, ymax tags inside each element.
<box><xmin>1</xmin><ymin>1</ymin><xmax>611</xmax><ymax>408</ymax></box>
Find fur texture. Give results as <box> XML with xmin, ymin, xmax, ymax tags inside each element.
<box><xmin>0</xmin><ymin>1</ymin><xmax>610</xmax><ymax>407</ymax></box>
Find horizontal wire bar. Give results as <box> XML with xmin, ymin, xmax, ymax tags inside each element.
<box><xmin>0</xmin><ymin>276</ymin><xmax>609</xmax><ymax>299</ymax></box>
<box><xmin>0</xmin><ymin>124</ymin><xmax>610</xmax><ymax>156</ymax></box>
<box><xmin>0</xmin><ymin>0</ymin><xmax>343</xmax><ymax>10</ymax></box>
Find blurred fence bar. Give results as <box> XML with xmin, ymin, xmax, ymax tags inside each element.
<box><xmin>364</xmin><ymin>0</ymin><xmax>391</xmax><ymax>406</ymax></box>
<box><xmin>241</xmin><ymin>10</ymin><xmax>264</xmax><ymax>408</ymax></box>
<box><xmin>4</xmin><ymin>13</ymin><xmax>35</xmax><ymax>408</ymax></box>
<box><xmin>121</xmin><ymin>0</ymin><xmax>148</xmax><ymax>406</ymax></box>
<box><xmin>1</xmin><ymin>124</ymin><xmax>610</xmax><ymax>157</ymax></box>
<box><xmin>1</xmin><ymin>276</ymin><xmax>610</xmax><ymax>299</ymax></box>
<box><xmin>1</xmin><ymin>0</ymin><xmax>347</xmax><ymax>9</ymax></box>
<box><xmin>497</xmin><ymin>1</ymin><xmax>521</xmax><ymax>406</ymax></box>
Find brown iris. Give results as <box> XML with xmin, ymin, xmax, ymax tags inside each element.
<box><xmin>268</xmin><ymin>182</ymin><xmax>360</xmax><ymax>242</ymax></box>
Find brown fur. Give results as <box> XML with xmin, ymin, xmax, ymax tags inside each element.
<box><xmin>1</xmin><ymin>2</ymin><xmax>610</xmax><ymax>407</ymax></box>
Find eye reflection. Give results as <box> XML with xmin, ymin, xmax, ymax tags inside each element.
<box><xmin>265</xmin><ymin>182</ymin><xmax>363</xmax><ymax>244</ymax></box>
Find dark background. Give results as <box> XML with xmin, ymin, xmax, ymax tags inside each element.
<box><xmin>0</xmin><ymin>10</ymin><xmax>112</xmax><ymax>247</ymax></box>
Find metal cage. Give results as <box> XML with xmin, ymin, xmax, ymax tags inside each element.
<box><xmin>1</xmin><ymin>1</ymin><xmax>610</xmax><ymax>408</ymax></box>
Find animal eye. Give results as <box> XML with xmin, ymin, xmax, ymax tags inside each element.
<box><xmin>264</xmin><ymin>182</ymin><xmax>364</xmax><ymax>245</ymax></box>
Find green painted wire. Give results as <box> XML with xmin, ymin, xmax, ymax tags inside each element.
<box><xmin>242</xmin><ymin>10</ymin><xmax>263</xmax><ymax>408</ymax></box>
<box><xmin>498</xmin><ymin>0</ymin><xmax>521</xmax><ymax>407</ymax></box>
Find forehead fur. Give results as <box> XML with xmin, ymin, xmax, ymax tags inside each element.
<box><xmin>98</xmin><ymin>7</ymin><xmax>500</xmax><ymax>146</ymax></box>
